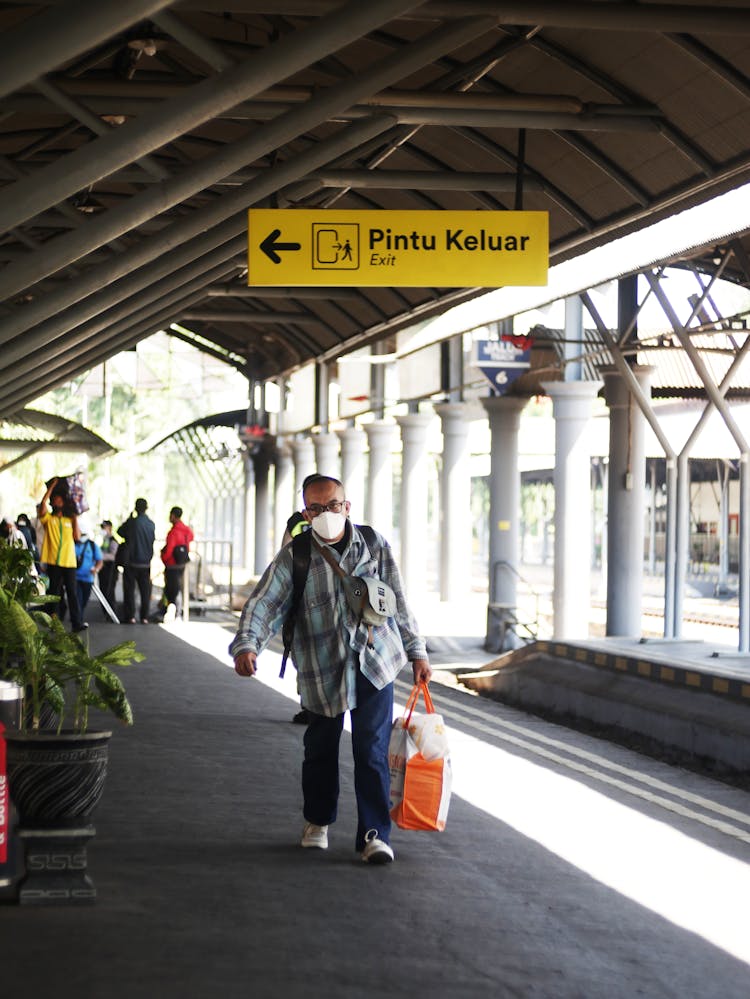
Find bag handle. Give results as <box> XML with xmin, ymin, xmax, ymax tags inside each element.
<box><xmin>402</xmin><ymin>681</ymin><xmax>434</xmax><ymax>727</ymax></box>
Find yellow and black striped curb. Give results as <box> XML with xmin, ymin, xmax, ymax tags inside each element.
<box><xmin>516</xmin><ymin>641</ymin><xmax>750</xmax><ymax>704</ymax></box>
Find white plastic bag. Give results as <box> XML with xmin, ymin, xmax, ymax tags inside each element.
<box><xmin>407</xmin><ymin>709</ymin><xmax>450</xmax><ymax>762</ymax></box>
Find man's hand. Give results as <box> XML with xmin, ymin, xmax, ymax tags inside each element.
<box><xmin>411</xmin><ymin>658</ymin><xmax>432</xmax><ymax>684</ymax></box>
<box><xmin>234</xmin><ymin>651</ymin><xmax>258</xmax><ymax>677</ymax></box>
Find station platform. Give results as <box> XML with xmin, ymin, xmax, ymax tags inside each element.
<box><xmin>2</xmin><ymin>597</ymin><xmax>750</xmax><ymax>997</ymax></box>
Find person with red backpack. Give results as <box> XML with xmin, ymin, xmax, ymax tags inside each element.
<box><xmin>156</xmin><ymin>506</ymin><xmax>194</xmax><ymax>622</ymax></box>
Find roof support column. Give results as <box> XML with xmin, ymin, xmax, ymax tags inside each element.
<box><xmin>541</xmin><ymin>380</ymin><xmax>603</xmax><ymax>639</ymax></box>
<box><xmin>395</xmin><ymin>412</ymin><xmax>433</xmax><ymax>597</ymax></box>
<box><xmin>364</xmin><ymin>422</ymin><xmax>396</xmax><ymax>537</ymax></box>
<box><xmin>312</xmin><ymin>432</ymin><xmax>340</xmax><ymax>481</ymax></box>
<box><xmin>434</xmin><ymin>403</ymin><xmax>472</xmax><ymax>603</ymax></box>
<box><xmin>242</xmin><ymin>452</ymin><xmax>256</xmax><ymax>573</ymax></box>
<box><xmin>481</xmin><ymin>395</ymin><xmax>528</xmax><ymax>653</ymax></box>
<box><xmin>253</xmin><ymin>447</ymin><xmax>271</xmax><ymax>575</ymax></box>
<box><xmin>602</xmin><ymin>365</ymin><xmax>653</xmax><ymax>637</ymax></box>
<box><xmin>272</xmin><ymin>437</ymin><xmax>295</xmax><ymax>551</ymax></box>
<box><xmin>337</xmin><ymin>426</ymin><xmax>367</xmax><ymax>522</ymax></box>
<box><xmin>292</xmin><ymin>438</ymin><xmax>316</xmax><ymax>505</ymax></box>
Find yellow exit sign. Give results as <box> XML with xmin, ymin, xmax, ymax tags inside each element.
<box><xmin>247</xmin><ymin>209</ymin><xmax>548</xmax><ymax>287</ymax></box>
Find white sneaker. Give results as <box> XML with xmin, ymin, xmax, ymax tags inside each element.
<box><xmin>361</xmin><ymin>829</ymin><xmax>394</xmax><ymax>864</ymax></box>
<box><xmin>301</xmin><ymin>822</ymin><xmax>328</xmax><ymax>849</ymax></box>
<box><xmin>164</xmin><ymin>603</ymin><xmax>177</xmax><ymax>623</ymax></box>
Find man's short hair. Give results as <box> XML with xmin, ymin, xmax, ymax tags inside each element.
<box><xmin>170</xmin><ymin>506</ymin><xmax>183</xmax><ymax>519</ymax></box>
<box><xmin>302</xmin><ymin>474</ymin><xmax>343</xmax><ymax>499</ymax></box>
<box><xmin>135</xmin><ymin>498</ymin><xmax>148</xmax><ymax>513</ymax></box>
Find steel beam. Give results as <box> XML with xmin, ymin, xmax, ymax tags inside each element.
<box><xmin>152</xmin><ymin>10</ymin><xmax>234</xmax><ymax>72</ymax></box>
<box><xmin>0</xmin><ymin>258</ymin><xmax>241</xmax><ymax>395</ymax></box>
<box><xmin>0</xmin><ymin>12</ymin><xmax>495</xmax><ymax>301</ymax></box>
<box><xmin>312</xmin><ymin>169</ymin><xmax>542</xmax><ymax>191</ymax></box>
<box><xmin>0</xmin><ymin>0</ymin><xmax>177</xmax><ymax>101</ymax></box>
<box><xmin>0</xmin><ymin>0</ymin><xmax>424</xmax><ymax>234</ymax></box>
<box><xmin>181</xmin><ymin>310</ymin><xmax>323</xmax><ymax>325</ymax></box>
<box><xmin>0</xmin><ymin>238</ymin><xmax>246</xmax><ymax>371</ymax></box>
<box><xmin>645</xmin><ymin>269</ymin><xmax>750</xmax><ymax>651</ymax></box>
<box><xmin>0</xmin><ymin>115</ymin><xmax>397</xmax><ymax>346</ymax></box>
<box><xmin>34</xmin><ymin>76</ymin><xmax>169</xmax><ymax>181</ymax></box>
<box><xmin>0</xmin><ymin>279</ymin><xmax>240</xmax><ymax>416</ymax></box>
<box><xmin>206</xmin><ymin>286</ymin><xmax>361</xmax><ymax>300</ymax></box>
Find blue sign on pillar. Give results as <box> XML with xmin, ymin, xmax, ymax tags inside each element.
<box><xmin>474</xmin><ymin>338</ymin><xmax>532</xmax><ymax>393</ymax></box>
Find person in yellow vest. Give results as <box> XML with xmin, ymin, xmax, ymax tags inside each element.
<box><xmin>37</xmin><ymin>476</ymin><xmax>87</xmax><ymax>633</ymax></box>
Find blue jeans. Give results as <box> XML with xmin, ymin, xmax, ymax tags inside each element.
<box><xmin>302</xmin><ymin>670</ymin><xmax>394</xmax><ymax>852</ymax></box>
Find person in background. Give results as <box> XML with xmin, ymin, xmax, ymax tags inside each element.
<box><xmin>98</xmin><ymin>520</ymin><xmax>119</xmax><ymax>617</ymax></box>
<box><xmin>37</xmin><ymin>476</ymin><xmax>87</xmax><ymax>633</ymax></box>
<box><xmin>74</xmin><ymin>530</ymin><xmax>103</xmax><ymax>619</ymax></box>
<box><xmin>118</xmin><ymin>497</ymin><xmax>156</xmax><ymax>624</ymax></box>
<box><xmin>155</xmin><ymin>506</ymin><xmax>194</xmax><ymax>622</ymax></box>
<box><xmin>1</xmin><ymin>516</ymin><xmax>27</xmax><ymax>546</ymax></box>
<box><xmin>15</xmin><ymin>513</ymin><xmax>39</xmax><ymax>566</ymax></box>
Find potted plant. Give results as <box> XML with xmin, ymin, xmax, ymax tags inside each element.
<box><xmin>0</xmin><ymin>538</ymin><xmax>143</xmax><ymax>904</ymax></box>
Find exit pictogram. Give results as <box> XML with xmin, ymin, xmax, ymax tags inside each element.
<box><xmin>313</xmin><ymin>223</ymin><xmax>359</xmax><ymax>270</ymax></box>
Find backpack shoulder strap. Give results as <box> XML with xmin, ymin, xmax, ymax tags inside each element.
<box><xmin>280</xmin><ymin>529</ymin><xmax>312</xmax><ymax>678</ymax></box>
<box><xmin>356</xmin><ymin>524</ymin><xmax>378</xmax><ymax>551</ymax></box>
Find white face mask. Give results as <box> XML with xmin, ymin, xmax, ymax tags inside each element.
<box><xmin>311</xmin><ymin>511</ymin><xmax>346</xmax><ymax>540</ymax></box>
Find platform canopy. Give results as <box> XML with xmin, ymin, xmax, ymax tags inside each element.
<box><xmin>1</xmin><ymin>1</ymin><xmax>750</xmax><ymax>416</ymax></box>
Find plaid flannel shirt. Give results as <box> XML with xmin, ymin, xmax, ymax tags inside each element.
<box><xmin>228</xmin><ymin>522</ymin><xmax>427</xmax><ymax>717</ymax></box>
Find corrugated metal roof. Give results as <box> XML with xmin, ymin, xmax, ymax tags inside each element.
<box><xmin>1</xmin><ymin>2</ymin><xmax>750</xmax><ymax>417</ymax></box>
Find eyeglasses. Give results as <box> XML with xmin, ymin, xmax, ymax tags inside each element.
<box><xmin>305</xmin><ymin>500</ymin><xmax>346</xmax><ymax>516</ymax></box>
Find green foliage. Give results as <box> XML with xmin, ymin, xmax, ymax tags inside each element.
<box><xmin>0</xmin><ymin>538</ymin><xmax>143</xmax><ymax>733</ymax></box>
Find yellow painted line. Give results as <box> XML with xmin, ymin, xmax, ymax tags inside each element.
<box><xmin>575</xmin><ymin>649</ymin><xmax>588</xmax><ymax>662</ymax></box>
<box><xmin>712</xmin><ymin>678</ymin><xmax>730</xmax><ymax>694</ymax></box>
<box><xmin>594</xmin><ymin>653</ymin><xmax>608</xmax><ymax>666</ymax></box>
<box><xmin>554</xmin><ymin>644</ymin><xmax>568</xmax><ymax>657</ymax></box>
<box><xmin>686</xmin><ymin>672</ymin><xmax>702</xmax><ymax>687</ymax></box>
<box><xmin>614</xmin><ymin>657</ymin><xmax>628</xmax><ymax>671</ymax></box>
<box><xmin>637</xmin><ymin>661</ymin><xmax>652</xmax><ymax>677</ymax></box>
<box><xmin>742</xmin><ymin>684</ymin><xmax>750</xmax><ymax>699</ymax></box>
<box><xmin>659</xmin><ymin>666</ymin><xmax>675</xmax><ymax>682</ymax></box>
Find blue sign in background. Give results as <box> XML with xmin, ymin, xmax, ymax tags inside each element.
<box><xmin>474</xmin><ymin>339</ymin><xmax>531</xmax><ymax>393</ymax></box>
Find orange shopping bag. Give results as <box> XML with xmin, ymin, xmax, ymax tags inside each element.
<box><xmin>388</xmin><ymin>683</ymin><xmax>452</xmax><ymax>832</ymax></box>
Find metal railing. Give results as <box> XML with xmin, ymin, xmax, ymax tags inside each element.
<box><xmin>179</xmin><ymin>539</ymin><xmax>235</xmax><ymax>618</ymax></box>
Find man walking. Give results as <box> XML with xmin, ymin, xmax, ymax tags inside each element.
<box><xmin>118</xmin><ymin>498</ymin><xmax>156</xmax><ymax>624</ymax></box>
<box><xmin>156</xmin><ymin>505</ymin><xmax>194</xmax><ymax>621</ymax></box>
<box><xmin>230</xmin><ymin>474</ymin><xmax>430</xmax><ymax>864</ymax></box>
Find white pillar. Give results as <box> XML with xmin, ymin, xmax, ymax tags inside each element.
<box><xmin>242</xmin><ymin>452</ymin><xmax>255</xmax><ymax>571</ymax></box>
<box><xmin>337</xmin><ymin>426</ymin><xmax>366</xmax><ymax>520</ymax></box>
<box><xmin>364</xmin><ymin>420</ymin><xmax>396</xmax><ymax>536</ymax></box>
<box><xmin>481</xmin><ymin>395</ymin><xmax>527</xmax><ymax>651</ymax></box>
<box><xmin>292</xmin><ymin>437</ymin><xmax>316</xmax><ymax>506</ymax></box>
<box><xmin>395</xmin><ymin>412</ymin><xmax>433</xmax><ymax>595</ymax></box>
<box><xmin>253</xmin><ymin>448</ymin><xmax>271</xmax><ymax>573</ymax></box>
<box><xmin>602</xmin><ymin>365</ymin><xmax>653</xmax><ymax>637</ymax></box>
<box><xmin>435</xmin><ymin>402</ymin><xmax>472</xmax><ymax>602</ymax></box>
<box><xmin>312</xmin><ymin>432</ymin><xmax>340</xmax><ymax>480</ymax></box>
<box><xmin>542</xmin><ymin>380</ymin><xmax>603</xmax><ymax>639</ymax></box>
<box><xmin>273</xmin><ymin>438</ymin><xmax>294</xmax><ymax>550</ymax></box>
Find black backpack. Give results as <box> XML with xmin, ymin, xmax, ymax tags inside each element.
<box><xmin>280</xmin><ymin>524</ymin><xmax>378</xmax><ymax>678</ymax></box>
